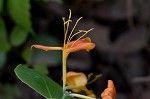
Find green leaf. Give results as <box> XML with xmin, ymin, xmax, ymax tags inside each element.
<box><xmin>7</xmin><ymin>0</ymin><xmax>33</xmax><ymax>34</ymax></box>
<box><xmin>0</xmin><ymin>40</ymin><xmax>10</xmax><ymax>52</ymax></box>
<box><xmin>10</xmin><ymin>26</ymin><xmax>28</xmax><ymax>46</ymax></box>
<box><xmin>15</xmin><ymin>64</ymin><xmax>63</xmax><ymax>99</ymax></box>
<box><xmin>0</xmin><ymin>0</ymin><xmax>4</xmax><ymax>13</ymax></box>
<box><xmin>0</xmin><ymin>17</ymin><xmax>10</xmax><ymax>52</ymax></box>
<box><xmin>0</xmin><ymin>52</ymin><xmax>6</xmax><ymax>69</ymax></box>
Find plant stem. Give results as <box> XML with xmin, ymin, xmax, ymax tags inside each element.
<box><xmin>70</xmin><ymin>93</ymin><xmax>96</xmax><ymax>99</ymax></box>
<box><xmin>62</xmin><ymin>51</ymin><xmax>69</xmax><ymax>91</ymax></box>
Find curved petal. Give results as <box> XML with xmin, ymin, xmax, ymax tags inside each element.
<box><xmin>66</xmin><ymin>71</ymin><xmax>87</xmax><ymax>87</ymax></box>
<box><xmin>66</xmin><ymin>71</ymin><xmax>96</xmax><ymax>98</ymax></box>
<box><xmin>101</xmin><ymin>80</ymin><xmax>116</xmax><ymax>99</ymax></box>
<box><xmin>31</xmin><ymin>45</ymin><xmax>62</xmax><ymax>51</ymax></box>
<box><xmin>65</xmin><ymin>37</ymin><xmax>95</xmax><ymax>53</ymax></box>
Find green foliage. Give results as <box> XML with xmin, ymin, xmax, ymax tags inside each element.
<box><xmin>15</xmin><ymin>64</ymin><xmax>63</xmax><ymax>99</ymax></box>
<box><xmin>0</xmin><ymin>83</ymin><xmax>21</xmax><ymax>99</ymax></box>
<box><xmin>10</xmin><ymin>26</ymin><xmax>28</xmax><ymax>46</ymax></box>
<box><xmin>0</xmin><ymin>0</ymin><xmax>34</xmax><ymax>69</ymax></box>
<box><xmin>0</xmin><ymin>17</ymin><xmax>10</xmax><ymax>52</ymax></box>
<box><xmin>0</xmin><ymin>52</ymin><xmax>6</xmax><ymax>69</ymax></box>
<box><xmin>0</xmin><ymin>0</ymin><xmax>4</xmax><ymax>13</ymax></box>
<box><xmin>22</xmin><ymin>48</ymin><xmax>32</xmax><ymax>63</ymax></box>
<box><xmin>7</xmin><ymin>0</ymin><xmax>33</xmax><ymax>33</ymax></box>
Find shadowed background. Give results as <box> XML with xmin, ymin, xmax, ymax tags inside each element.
<box><xmin>0</xmin><ymin>0</ymin><xmax>150</xmax><ymax>99</ymax></box>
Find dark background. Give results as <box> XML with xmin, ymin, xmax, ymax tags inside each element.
<box><xmin>0</xmin><ymin>0</ymin><xmax>150</xmax><ymax>99</ymax></box>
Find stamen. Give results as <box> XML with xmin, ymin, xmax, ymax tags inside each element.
<box><xmin>87</xmin><ymin>74</ymin><xmax>102</xmax><ymax>85</ymax></box>
<box><xmin>67</xmin><ymin>17</ymin><xmax>83</xmax><ymax>43</ymax></box>
<box><xmin>69</xmin><ymin>9</ymin><xmax>72</xmax><ymax>19</ymax></box>
<box><xmin>67</xmin><ymin>30</ymin><xmax>83</xmax><ymax>43</ymax></box>
<box><xmin>62</xmin><ymin>17</ymin><xmax>66</xmax><ymax>34</ymax></box>
<box><xmin>70</xmin><ymin>28</ymin><xmax>94</xmax><ymax>47</ymax></box>
<box><xmin>64</xmin><ymin>20</ymin><xmax>72</xmax><ymax>25</ymax></box>
<box><xmin>63</xmin><ymin>9</ymin><xmax>72</xmax><ymax>48</ymax></box>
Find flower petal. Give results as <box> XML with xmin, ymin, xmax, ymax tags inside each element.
<box><xmin>66</xmin><ymin>71</ymin><xmax>96</xmax><ymax>98</ymax></box>
<box><xmin>31</xmin><ymin>45</ymin><xmax>62</xmax><ymax>51</ymax></box>
<box><xmin>101</xmin><ymin>80</ymin><xmax>116</xmax><ymax>99</ymax></box>
<box><xmin>66</xmin><ymin>71</ymin><xmax>87</xmax><ymax>87</ymax></box>
<box><xmin>65</xmin><ymin>37</ymin><xmax>95</xmax><ymax>53</ymax></box>
<box><xmin>82</xmin><ymin>86</ymin><xmax>96</xmax><ymax>98</ymax></box>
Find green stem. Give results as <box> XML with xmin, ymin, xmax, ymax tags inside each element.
<box><xmin>62</xmin><ymin>51</ymin><xmax>69</xmax><ymax>91</ymax></box>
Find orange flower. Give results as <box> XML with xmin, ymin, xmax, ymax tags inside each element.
<box><xmin>65</xmin><ymin>37</ymin><xmax>95</xmax><ymax>53</ymax></box>
<box><xmin>66</xmin><ymin>71</ymin><xmax>96</xmax><ymax>98</ymax></box>
<box><xmin>31</xmin><ymin>37</ymin><xmax>95</xmax><ymax>54</ymax></box>
<box><xmin>101</xmin><ymin>80</ymin><xmax>116</xmax><ymax>99</ymax></box>
<box><xmin>31</xmin><ymin>9</ymin><xmax>95</xmax><ymax>54</ymax></box>
<box><xmin>31</xmin><ymin>9</ymin><xmax>95</xmax><ymax>92</ymax></box>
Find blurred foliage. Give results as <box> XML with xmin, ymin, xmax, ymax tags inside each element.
<box><xmin>0</xmin><ymin>0</ymin><xmax>63</xmax><ymax>68</ymax></box>
<box><xmin>0</xmin><ymin>0</ymin><xmax>63</xmax><ymax>98</ymax></box>
<box><xmin>10</xmin><ymin>26</ymin><xmax>29</xmax><ymax>46</ymax></box>
<box><xmin>0</xmin><ymin>17</ymin><xmax>10</xmax><ymax>52</ymax></box>
<box><xmin>7</xmin><ymin>0</ymin><xmax>33</xmax><ymax>34</ymax></box>
<box><xmin>0</xmin><ymin>52</ymin><xmax>6</xmax><ymax>69</ymax></box>
<box><xmin>33</xmin><ymin>64</ymin><xmax>49</xmax><ymax>74</ymax></box>
<box><xmin>0</xmin><ymin>83</ymin><xmax>21</xmax><ymax>99</ymax></box>
<box><xmin>22</xmin><ymin>48</ymin><xmax>32</xmax><ymax>63</ymax></box>
<box><xmin>0</xmin><ymin>0</ymin><xmax>4</xmax><ymax>13</ymax></box>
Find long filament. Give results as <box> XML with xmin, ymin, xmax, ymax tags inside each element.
<box><xmin>63</xmin><ymin>9</ymin><xmax>72</xmax><ymax>48</ymax></box>
<box><xmin>67</xmin><ymin>17</ymin><xmax>83</xmax><ymax>43</ymax></box>
<box><xmin>67</xmin><ymin>30</ymin><xmax>83</xmax><ymax>43</ymax></box>
<box><xmin>70</xmin><ymin>28</ymin><xmax>94</xmax><ymax>47</ymax></box>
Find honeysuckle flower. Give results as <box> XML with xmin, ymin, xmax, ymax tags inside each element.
<box><xmin>31</xmin><ymin>9</ymin><xmax>95</xmax><ymax>91</ymax></box>
<box><xmin>31</xmin><ymin>37</ymin><xmax>95</xmax><ymax>54</ymax></box>
<box><xmin>65</xmin><ymin>37</ymin><xmax>95</xmax><ymax>53</ymax></box>
<box><xmin>30</xmin><ymin>9</ymin><xmax>116</xmax><ymax>99</ymax></box>
<box><xmin>66</xmin><ymin>71</ymin><xmax>97</xmax><ymax>98</ymax></box>
<box><xmin>101</xmin><ymin>80</ymin><xmax>116</xmax><ymax>99</ymax></box>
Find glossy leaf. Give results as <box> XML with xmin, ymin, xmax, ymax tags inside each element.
<box><xmin>15</xmin><ymin>64</ymin><xmax>63</xmax><ymax>99</ymax></box>
<box><xmin>10</xmin><ymin>26</ymin><xmax>28</xmax><ymax>46</ymax></box>
<box><xmin>7</xmin><ymin>0</ymin><xmax>33</xmax><ymax>33</ymax></box>
<box><xmin>0</xmin><ymin>17</ymin><xmax>10</xmax><ymax>52</ymax></box>
<box><xmin>0</xmin><ymin>52</ymin><xmax>6</xmax><ymax>69</ymax></box>
<box><xmin>0</xmin><ymin>0</ymin><xmax>4</xmax><ymax>13</ymax></box>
